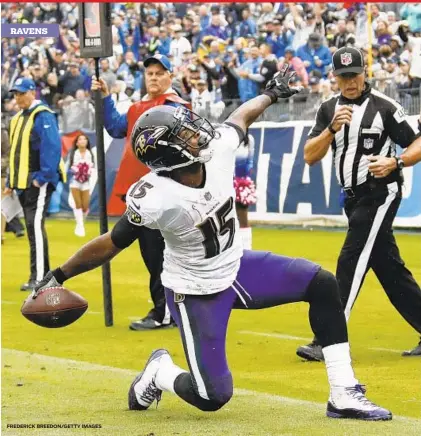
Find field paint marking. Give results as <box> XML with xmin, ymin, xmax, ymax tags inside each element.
<box><xmin>3</xmin><ymin>348</ymin><xmax>419</xmax><ymax>423</ymax></box>
<box><xmin>87</xmin><ymin>311</ymin><xmax>102</xmax><ymax>315</ymax></box>
<box><xmin>239</xmin><ymin>330</ymin><xmax>312</xmax><ymax>341</ymax></box>
<box><xmin>369</xmin><ymin>347</ymin><xmax>402</xmax><ymax>354</ymax></box>
<box><xmin>241</xmin><ymin>331</ymin><xmax>405</xmax><ymax>354</ymax></box>
<box><xmin>2</xmin><ymin>301</ymin><xmax>18</xmax><ymax>305</ymax></box>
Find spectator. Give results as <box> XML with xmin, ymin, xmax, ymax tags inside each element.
<box><xmin>297</xmin><ymin>33</ymin><xmax>331</xmax><ymax>78</ymax></box>
<box><xmin>237</xmin><ymin>7</ymin><xmax>257</xmax><ymax>38</ymax></box>
<box><xmin>267</xmin><ymin>18</ymin><xmax>294</xmax><ymax>58</ymax></box>
<box><xmin>58</xmin><ymin>62</ymin><xmax>86</xmax><ymax>97</ymax></box>
<box><xmin>198</xmin><ymin>4</ymin><xmax>210</xmax><ymax>30</ymax></box>
<box><xmin>375</xmin><ymin>20</ymin><xmax>392</xmax><ymax>45</ymax></box>
<box><xmin>100</xmin><ymin>58</ymin><xmax>117</xmax><ymax>92</ymax></box>
<box><xmin>279</xmin><ymin>47</ymin><xmax>309</xmax><ymax>86</ymax></box>
<box><xmin>400</xmin><ymin>3</ymin><xmax>421</xmax><ymax>33</ymax></box>
<box><xmin>203</xmin><ymin>14</ymin><xmax>228</xmax><ymax>41</ymax></box>
<box><xmin>60</xmin><ymin>89</ymin><xmax>95</xmax><ymax>134</ymax></box>
<box><xmin>157</xmin><ymin>27</ymin><xmax>171</xmax><ymax>56</ymax></box>
<box><xmin>237</xmin><ymin>46</ymin><xmax>262</xmax><ymax>102</ymax></box>
<box><xmin>332</xmin><ymin>20</ymin><xmax>348</xmax><ymax>49</ymax></box>
<box><xmin>170</xmin><ymin>24</ymin><xmax>192</xmax><ymax>67</ymax></box>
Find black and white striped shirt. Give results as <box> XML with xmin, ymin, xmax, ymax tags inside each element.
<box><xmin>308</xmin><ymin>83</ymin><xmax>419</xmax><ymax>188</ymax></box>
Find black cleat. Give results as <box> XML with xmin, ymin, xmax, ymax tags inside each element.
<box><xmin>402</xmin><ymin>338</ymin><xmax>421</xmax><ymax>356</ymax></box>
<box><xmin>296</xmin><ymin>339</ymin><xmax>324</xmax><ymax>362</ymax></box>
<box><xmin>129</xmin><ymin>315</ymin><xmax>176</xmax><ymax>331</ymax></box>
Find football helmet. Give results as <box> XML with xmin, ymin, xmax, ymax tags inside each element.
<box><xmin>131</xmin><ymin>105</ymin><xmax>216</xmax><ymax>172</ymax></box>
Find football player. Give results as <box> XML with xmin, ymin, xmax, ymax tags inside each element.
<box><xmin>32</xmin><ymin>66</ymin><xmax>391</xmax><ymax>421</ymax></box>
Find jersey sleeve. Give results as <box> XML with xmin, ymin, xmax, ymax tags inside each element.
<box><xmin>212</xmin><ymin>123</ymin><xmax>245</xmax><ymax>152</ymax></box>
<box><xmin>308</xmin><ymin>103</ymin><xmax>330</xmax><ymax>139</ymax></box>
<box><xmin>386</xmin><ymin>102</ymin><xmax>420</xmax><ymax>148</ymax></box>
<box><xmin>125</xmin><ymin>179</ymin><xmax>163</xmax><ymax>229</ymax></box>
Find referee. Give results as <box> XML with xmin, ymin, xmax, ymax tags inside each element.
<box><xmin>4</xmin><ymin>78</ymin><xmax>63</xmax><ymax>292</ymax></box>
<box><xmin>296</xmin><ymin>47</ymin><xmax>421</xmax><ymax>361</ymax></box>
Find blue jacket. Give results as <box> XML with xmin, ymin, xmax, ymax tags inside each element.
<box><xmin>27</xmin><ymin>104</ymin><xmax>61</xmax><ymax>187</ymax></box>
<box><xmin>296</xmin><ymin>43</ymin><xmax>331</xmax><ymax>77</ymax></box>
<box><xmin>267</xmin><ymin>31</ymin><xmax>294</xmax><ymax>58</ymax></box>
<box><xmin>238</xmin><ymin>58</ymin><xmax>262</xmax><ymax>102</ymax></box>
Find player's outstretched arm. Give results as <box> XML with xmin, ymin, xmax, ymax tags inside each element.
<box><xmin>226</xmin><ymin>64</ymin><xmax>301</xmax><ymax>133</ymax></box>
<box><xmin>31</xmin><ymin>232</ymin><xmax>123</xmax><ymax>298</ymax></box>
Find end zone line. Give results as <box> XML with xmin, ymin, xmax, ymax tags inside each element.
<box><xmin>3</xmin><ymin>348</ymin><xmax>419</xmax><ymax>423</ymax></box>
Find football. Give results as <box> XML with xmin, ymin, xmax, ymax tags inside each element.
<box><xmin>21</xmin><ymin>287</ymin><xmax>88</xmax><ymax>328</ymax></box>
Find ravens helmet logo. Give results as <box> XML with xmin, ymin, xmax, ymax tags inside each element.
<box><xmin>134</xmin><ymin>126</ymin><xmax>168</xmax><ymax>157</ymax></box>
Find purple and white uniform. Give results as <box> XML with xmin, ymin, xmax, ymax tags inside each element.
<box><xmin>126</xmin><ymin>123</ymin><xmax>320</xmax><ymax>406</ymax></box>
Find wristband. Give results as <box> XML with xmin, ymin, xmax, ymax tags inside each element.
<box><xmin>394</xmin><ymin>156</ymin><xmax>405</xmax><ymax>170</ymax></box>
<box><xmin>328</xmin><ymin>123</ymin><xmax>337</xmax><ymax>135</ymax></box>
<box><xmin>52</xmin><ymin>267</ymin><xmax>68</xmax><ymax>284</ymax></box>
<box><xmin>262</xmin><ymin>90</ymin><xmax>278</xmax><ymax>105</ymax></box>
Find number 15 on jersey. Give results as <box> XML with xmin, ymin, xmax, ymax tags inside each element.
<box><xmin>197</xmin><ymin>197</ymin><xmax>236</xmax><ymax>259</ymax></box>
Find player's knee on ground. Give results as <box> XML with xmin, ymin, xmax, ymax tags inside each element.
<box><xmin>175</xmin><ymin>373</ymin><xmax>233</xmax><ymax>412</ymax></box>
<box><xmin>304</xmin><ymin>269</ymin><xmax>341</xmax><ymax>304</ymax></box>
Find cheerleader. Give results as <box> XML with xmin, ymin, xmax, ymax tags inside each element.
<box><xmin>68</xmin><ymin>134</ymin><xmax>94</xmax><ymax>237</ymax></box>
<box><xmin>234</xmin><ymin>129</ymin><xmax>257</xmax><ymax>250</ymax></box>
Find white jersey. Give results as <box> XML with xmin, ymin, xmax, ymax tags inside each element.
<box><xmin>126</xmin><ymin>124</ymin><xmax>243</xmax><ymax>295</ymax></box>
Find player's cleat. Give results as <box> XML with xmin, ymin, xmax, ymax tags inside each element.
<box><xmin>327</xmin><ymin>384</ymin><xmax>392</xmax><ymax>421</ymax></box>
<box><xmin>20</xmin><ymin>280</ymin><xmax>39</xmax><ymax>292</ymax></box>
<box><xmin>296</xmin><ymin>339</ymin><xmax>324</xmax><ymax>361</ymax></box>
<box><xmin>128</xmin><ymin>349</ymin><xmax>171</xmax><ymax>410</ymax></box>
<box><xmin>402</xmin><ymin>338</ymin><xmax>421</xmax><ymax>356</ymax></box>
<box><xmin>129</xmin><ymin>315</ymin><xmax>176</xmax><ymax>331</ymax></box>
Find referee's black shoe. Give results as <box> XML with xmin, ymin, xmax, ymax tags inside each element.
<box><xmin>402</xmin><ymin>338</ymin><xmax>421</xmax><ymax>356</ymax></box>
<box><xmin>129</xmin><ymin>313</ymin><xmax>176</xmax><ymax>331</ymax></box>
<box><xmin>296</xmin><ymin>339</ymin><xmax>324</xmax><ymax>362</ymax></box>
<box><xmin>20</xmin><ymin>280</ymin><xmax>39</xmax><ymax>292</ymax></box>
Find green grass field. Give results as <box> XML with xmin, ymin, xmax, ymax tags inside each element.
<box><xmin>2</xmin><ymin>220</ymin><xmax>421</xmax><ymax>435</ymax></box>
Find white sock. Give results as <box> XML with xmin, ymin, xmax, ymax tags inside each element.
<box><xmin>155</xmin><ymin>359</ymin><xmax>187</xmax><ymax>394</ymax></box>
<box><xmin>73</xmin><ymin>208</ymin><xmax>84</xmax><ymax>228</ymax></box>
<box><xmin>239</xmin><ymin>227</ymin><xmax>252</xmax><ymax>250</ymax></box>
<box><xmin>323</xmin><ymin>342</ymin><xmax>358</xmax><ymax>388</ymax></box>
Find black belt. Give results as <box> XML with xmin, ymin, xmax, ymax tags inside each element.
<box><xmin>343</xmin><ymin>179</ymin><xmax>400</xmax><ymax>199</ymax></box>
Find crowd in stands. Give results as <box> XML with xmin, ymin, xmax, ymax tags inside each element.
<box><xmin>2</xmin><ymin>2</ymin><xmax>421</xmax><ymax>129</ymax></box>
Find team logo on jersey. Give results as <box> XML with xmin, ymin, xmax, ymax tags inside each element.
<box><xmin>126</xmin><ymin>205</ymin><xmax>142</xmax><ymax>224</ymax></box>
<box><xmin>340</xmin><ymin>52</ymin><xmax>353</xmax><ymax>66</ymax></box>
<box><xmin>363</xmin><ymin>138</ymin><xmax>374</xmax><ymax>150</ymax></box>
<box><xmin>134</xmin><ymin>126</ymin><xmax>168</xmax><ymax>156</ymax></box>
<box><xmin>204</xmin><ymin>192</ymin><xmax>212</xmax><ymax>201</ymax></box>
<box><xmin>174</xmin><ymin>293</ymin><xmax>185</xmax><ymax>303</ymax></box>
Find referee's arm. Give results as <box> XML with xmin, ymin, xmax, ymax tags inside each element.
<box><xmin>388</xmin><ymin>106</ymin><xmax>421</xmax><ymax>169</ymax></box>
<box><xmin>304</xmin><ymin>103</ymin><xmax>352</xmax><ymax>166</ymax></box>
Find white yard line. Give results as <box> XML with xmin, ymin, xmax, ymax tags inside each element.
<box><xmin>2</xmin><ymin>301</ymin><xmax>18</xmax><ymax>305</ymax></box>
<box><xmin>2</xmin><ymin>348</ymin><xmax>419</xmax><ymax>423</ymax></box>
<box><xmin>240</xmin><ymin>330</ymin><xmax>406</xmax><ymax>354</ymax></box>
<box><xmin>239</xmin><ymin>330</ymin><xmax>312</xmax><ymax>341</ymax></box>
<box><xmin>369</xmin><ymin>347</ymin><xmax>402</xmax><ymax>354</ymax></box>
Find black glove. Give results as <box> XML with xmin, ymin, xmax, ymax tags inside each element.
<box><xmin>31</xmin><ymin>269</ymin><xmax>65</xmax><ymax>299</ymax></box>
<box><xmin>263</xmin><ymin>63</ymin><xmax>302</xmax><ymax>104</ymax></box>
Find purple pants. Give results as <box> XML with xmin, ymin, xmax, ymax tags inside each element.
<box><xmin>165</xmin><ymin>250</ymin><xmax>320</xmax><ymax>408</ymax></box>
